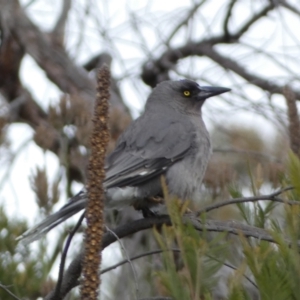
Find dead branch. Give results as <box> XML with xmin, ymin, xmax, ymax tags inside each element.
<box><xmin>53</xmin><ymin>212</ymin><xmax>85</xmax><ymax>300</ymax></box>
<box><xmin>197</xmin><ymin>186</ymin><xmax>295</xmax><ymax>215</ymax></box>
<box><xmin>0</xmin><ymin>0</ymin><xmax>95</xmax><ymax>100</ymax></box>
<box><xmin>45</xmin><ymin>212</ymin><xmax>294</xmax><ymax>300</ymax></box>
<box><xmin>51</xmin><ymin>0</ymin><xmax>72</xmax><ymax>46</ymax></box>
<box><xmin>141</xmin><ymin>2</ymin><xmax>275</xmax><ymax>87</ymax></box>
<box><xmin>0</xmin><ymin>283</ymin><xmax>21</xmax><ymax>300</ymax></box>
<box><xmin>199</xmin><ymin>44</ymin><xmax>300</xmax><ymax>98</ymax></box>
<box><xmin>223</xmin><ymin>0</ymin><xmax>238</xmax><ymax>39</ymax></box>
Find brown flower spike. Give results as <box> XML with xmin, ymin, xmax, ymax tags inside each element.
<box><xmin>81</xmin><ymin>66</ymin><xmax>110</xmax><ymax>300</ymax></box>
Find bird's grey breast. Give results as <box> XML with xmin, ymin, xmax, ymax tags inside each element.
<box><xmin>165</xmin><ymin>115</ymin><xmax>211</xmax><ymax>201</ymax></box>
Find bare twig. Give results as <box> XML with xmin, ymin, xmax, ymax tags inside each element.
<box><xmin>0</xmin><ymin>283</ymin><xmax>21</xmax><ymax>300</ymax></box>
<box><xmin>197</xmin><ymin>186</ymin><xmax>295</xmax><ymax>215</ymax></box>
<box><xmin>198</xmin><ymin>44</ymin><xmax>300</xmax><ymax>98</ymax></box>
<box><xmin>54</xmin><ymin>212</ymin><xmax>85</xmax><ymax>299</ymax></box>
<box><xmin>231</xmin><ymin>3</ymin><xmax>274</xmax><ymax>40</ymax></box>
<box><xmin>51</xmin><ymin>0</ymin><xmax>72</xmax><ymax>45</ymax></box>
<box><xmin>100</xmin><ymin>248</ymin><xmax>180</xmax><ymax>275</ymax></box>
<box><xmin>279</xmin><ymin>0</ymin><xmax>300</xmax><ymax>17</ymax></box>
<box><xmin>45</xmin><ymin>212</ymin><xmax>297</xmax><ymax>300</ymax></box>
<box><xmin>165</xmin><ymin>1</ymin><xmax>206</xmax><ymax>46</ymax></box>
<box><xmin>223</xmin><ymin>0</ymin><xmax>237</xmax><ymax>39</ymax></box>
<box><xmin>0</xmin><ymin>0</ymin><xmax>95</xmax><ymax>99</ymax></box>
<box><xmin>240</xmin><ymin>41</ymin><xmax>300</xmax><ymax>81</ymax></box>
<box><xmin>141</xmin><ymin>2</ymin><xmax>276</xmax><ymax>87</ymax></box>
<box><xmin>105</xmin><ymin>225</ymin><xmax>140</xmax><ymax>299</ymax></box>
<box><xmin>206</xmin><ymin>255</ymin><xmax>258</xmax><ymax>290</ymax></box>
<box><xmin>99</xmin><ymin>248</ymin><xmax>258</xmax><ymax>291</ymax></box>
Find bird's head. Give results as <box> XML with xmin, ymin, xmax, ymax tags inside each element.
<box><xmin>147</xmin><ymin>79</ymin><xmax>230</xmax><ymax>113</ymax></box>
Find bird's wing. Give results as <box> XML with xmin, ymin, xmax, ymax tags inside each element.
<box><xmin>104</xmin><ymin>112</ymin><xmax>195</xmax><ymax>188</ymax></box>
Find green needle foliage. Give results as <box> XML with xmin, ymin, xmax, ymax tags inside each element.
<box><xmin>154</xmin><ymin>197</ymin><xmax>227</xmax><ymax>300</ymax></box>
<box><xmin>0</xmin><ymin>205</ymin><xmax>63</xmax><ymax>299</ymax></box>
<box><xmin>0</xmin><ymin>163</ymin><xmax>75</xmax><ymax>299</ymax></box>
<box><xmin>154</xmin><ymin>152</ymin><xmax>300</xmax><ymax>300</ymax></box>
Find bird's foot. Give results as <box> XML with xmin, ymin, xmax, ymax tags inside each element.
<box><xmin>141</xmin><ymin>207</ymin><xmax>157</xmax><ymax>218</ymax></box>
<box><xmin>133</xmin><ymin>196</ymin><xmax>164</xmax><ymax>218</ymax></box>
<box><xmin>147</xmin><ymin>196</ymin><xmax>164</xmax><ymax>204</ymax></box>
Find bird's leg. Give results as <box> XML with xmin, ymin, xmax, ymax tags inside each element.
<box><xmin>133</xmin><ymin>196</ymin><xmax>164</xmax><ymax>218</ymax></box>
<box><xmin>148</xmin><ymin>196</ymin><xmax>164</xmax><ymax>204</ymax></box>
<box><xmin>141</xmin><ymin>207</ymin><xmax>157</xmax><ymax>218</ymax></box>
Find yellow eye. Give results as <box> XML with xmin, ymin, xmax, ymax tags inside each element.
<box><xmin>183</xmin><ymin>90</ymin><xmax>191</xmax><ymax>97</ymax></box>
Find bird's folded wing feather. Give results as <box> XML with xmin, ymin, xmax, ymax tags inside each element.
<box><xmin>104</xmin><ymin>113</ymin><xmax>194</xmax><ymax>188</ymax></box>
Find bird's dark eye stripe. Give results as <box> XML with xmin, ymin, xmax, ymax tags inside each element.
<box><xmin>180</xmin><ymin>85</ymin><xmax>199</xmax><ymax>95</ymax></box>
<box><xmin>179</xmin><ymin>81</ymin><xmax>200</xmax><ymax>94</ymax></box>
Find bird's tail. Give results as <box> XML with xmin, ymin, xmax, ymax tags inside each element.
<box><xmin>17</xmin><ymin>191</ymin><xmax>87</xmax><ymax>245</ymax></box>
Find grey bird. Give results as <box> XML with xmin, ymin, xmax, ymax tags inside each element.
<box><xmin>19</xmin><ymin>79</ymin><xmax>230</xmax><ymax>244</ymax></box>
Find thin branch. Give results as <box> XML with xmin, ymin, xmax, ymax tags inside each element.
<box><xmin>141</xmin><ymin>2</ymin><xmax>276</xmax><ymax>87</ymax></box>
<box><xmin>188</xmin><ymin>217</ymin><xmax>285</xmax><ymax>244</ymax></box>
<box><xmin>165</xmin><ymin>1</ymin><xmax>206</xmax><ymax>46</ymax></box>
<box><xmin>198</xmin><ymin>44</ymin><xmax>300</xmax><ymax>98</ymax></box>
<box><xmin>0</xmin><ymin>0</ymin><xmax>95</xmax><ymax>100</ymax></box>
<box><xmin>279</xmin><ymin>0</ymin><xmax>300</xmax><ymax>17</ymax></box>
<box><xmin>230</xmin><ymin>3</ymin><xmax>275</xmax><ymax>40</ymax></box>
<box><xmin>45</xmin><ymin>212</ymin><xmax>296</xmax><ymax>300</ymax></box>
<box><xmin>197</xmin><ymin>186</ymin><xmax>295</xmax><ymax>216</ymax></box>
<box><xmin>101</xmin><ymin>250</ymin><xmax>258</xmax><ymax>294</ymax></box>
<box><xmin>129</xmin><ymin>12</ymin><xmax>153</xmax><ymax>59</ymax></box>
<box><xmin>0</xmin><ymin>34</ymin><xmax>48</xmax><ymax>128</ymax></box>
<box><xmin>53</xmin><ymin>212</ymin><xmax>85</xmax><ymax>299</ymax></box>
<box><xmin>240</xmin><ymin>41</ymin><xmax>300</xmax><ymax>81</ymax></box>
<box><xmin>105</xmin><ymin>225</ymin><xmax>140</xmax><ymax>299</ymax></box>
<box><xmin>0</xmin><ymin>283</ymin><xmax>21</xmax><ymax>300</ymax></box>
<box><xmin>100</xmin><ymin>248</ymin><xmax>179</xmax><ymax>275</ymax></box>
<box><xmin>99</xmin><ymin>249</ymin><xmax>258</xmax><ymax>291</ymax></box>
<box><xmin>206</xmin><ymin>255</ymin><xmax>258</xmax><ymax>290</ymax></box>
<box><xmin>223</xmin><ymin>0</ymin><xmax>238</xmax><ymax>39</ymax></box>
<box><xmin>51</xmin><ymin>0</ymin><xmax>72</xmax><ymax>46</ymax></box>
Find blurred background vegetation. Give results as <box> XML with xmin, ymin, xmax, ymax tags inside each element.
<box><xmin>0</xmin><ymin>0</ymin><xmax>300</xmax><ymax>299</ymax></box>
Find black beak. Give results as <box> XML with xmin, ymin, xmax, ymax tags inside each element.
<box><xmin>198</xmin><ymin>86</ymin><xmax>231</xmax><ymax>100</ymax></box>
